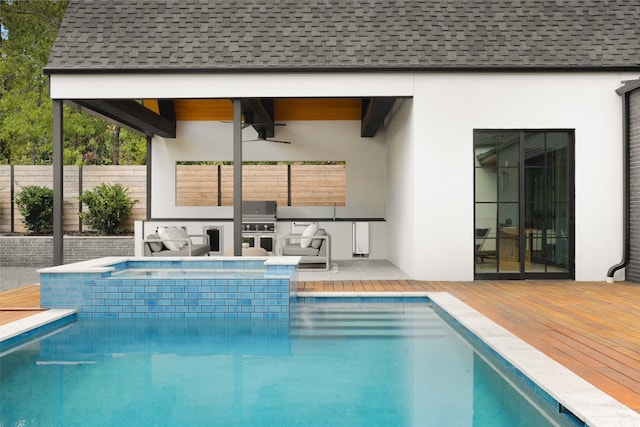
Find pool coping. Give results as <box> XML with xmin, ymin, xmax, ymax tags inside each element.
<box><xmin>37</xmin><ymin>255</ymin><xmax>301</xmax><ymax>274</ymax></box>
<box><xmin>297</xmin><ymin>291</ymin><xmax>640</xmax><ymax>427</ymax></box>
<box><xmin>0</xmin><ymin>309</ymin><xmax>77</xmax><ymax>353</ymax></box>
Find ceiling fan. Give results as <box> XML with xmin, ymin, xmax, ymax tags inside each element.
<box><xmin>220</xmin><ymin>121</ymin><xmax>287</xmax><ymax>128</ymax></box>
<box><xmin>220</xmin><ymin>121</ymin><xmax>291</xmax><ymax>143</ymax></box>
<box><xmin>243</xmin><ymin>137</ymin><xmax>292</xmax><ymax>144</ymax></box>
<box><xmin>243</xmin><ymin>128</ymin><xmax>292</xmax><ymax>144</ymax></box>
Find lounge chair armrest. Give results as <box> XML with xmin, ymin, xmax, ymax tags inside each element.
<box><xmin>280</xmin><ymin>233</ymin><xmax>330</xmax><ymax>246</ymax></box>
<box><xmin>281</xmin><ymin>233</ymin><xmax>330</xmax><ymax>241</ymax></box>
<box><xmin>142</xmin><ymin>237</ymin><xmax>191</xmax><ymax>244</ymax></box>
<box><xmin>142</xmin><ymin>237</ymin><xmax>192</xmax><ymax>254</ymax></box>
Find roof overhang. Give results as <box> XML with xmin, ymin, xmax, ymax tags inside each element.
<box><xmin>51</xmin><ymin>73</ymin><xmax>412</xmax><ymax>138</ymax></box>
<box><xmin>69</xmin><ymin>99</ymin><xmax>176</xmax><ymax>138</ymax></box>
<box><xmin>70</xmin><ymin>96</ymin><xmax>397</xmax><ymax>138</ymax></box>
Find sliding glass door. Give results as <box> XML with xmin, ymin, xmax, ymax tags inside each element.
<box><xmin>474</xmin><ymin>130</ymin><xmax>574</xmax><ymax>279</ymax></box>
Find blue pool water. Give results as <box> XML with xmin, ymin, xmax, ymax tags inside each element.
<box><xmin>110</xmin><ymin>268</ymin><xmax>268</xmax><ymax>279</ymax></box>
<box><xmin>1</xmin><ymin>304</ymin><xmax>564</xmax><ymax>426</ymax></box>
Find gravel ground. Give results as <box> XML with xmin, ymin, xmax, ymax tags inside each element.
<box><xmin>0</xmin><ymin>267</ymin><xmax>43</xmax><ymax>292</ymax></box>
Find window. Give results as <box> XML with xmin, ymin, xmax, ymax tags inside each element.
<box><xmin>175</xmin><ymin>161</ymin><xmax>346</xmax><ymax>207</ymax></box>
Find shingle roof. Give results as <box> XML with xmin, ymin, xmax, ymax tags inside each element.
<box><xmin>45</xmin><ymin>0</ymin><xmax>640</xmax><ymax>72</ymax></box>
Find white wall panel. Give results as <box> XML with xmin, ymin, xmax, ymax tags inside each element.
<box><xmin>50</xmin><ymin>73</ymin><xmax>415</xmax><ymax>99</ymax></box>
<box><xmin>384</xmin><ymin>99</ymin><xmax>416</xmax><ymax>278</ymax></box>
<box><xmin>409</xmin><ymin>72</ymin><xmax>633</xmax><ymax>281</ymax></box>
<box><xmin>151</xmin><ymin>120</ymin><xmax>387</xmax><ymax>220</ymax></box>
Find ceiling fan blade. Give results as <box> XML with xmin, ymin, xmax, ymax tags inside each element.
<box><xmin>243</xmin><ymin>138</ymin><xmax>291</xmax><ymax>144</ymax></box>
<box><xmin>221</xmin><ymin>121</ymin><xmax>286</xmax><ymax>126</ymax></box>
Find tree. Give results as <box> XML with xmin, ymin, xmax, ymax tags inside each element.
<box><xmin>0</xmin><ymin>0</ymin><xmax>146</xmax><ymax>165</ymax></box>
<box><xmin>0</xmin><ymin>0</ymin><xmax>65</xmax><ymax>164</ymax></box>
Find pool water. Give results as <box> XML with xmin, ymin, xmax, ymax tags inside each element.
<box><xmin>1</xmin><ymin>304</ymin><xmax>564</xmax><ymax>426</ymax></box>
<box><xmin>110</xmin><ymin>268</ymin><xmax>268</xmax><ymax>279</ymax></box>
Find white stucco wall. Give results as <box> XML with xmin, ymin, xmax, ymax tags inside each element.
<box><xmin>151</xmin><ymin>120</ymin><xmax>387</xmax><ymax>220</ymax></box>
<box><xmin>49</xmin><ymin>73</ymin><xmax>415</xmax><ymax>99</ymax></box>
<box><xmin>409</xmin><ymin>72</ymin><xmax>632</xmax><ymax>281</ymax></box>
<box><xmin>51</xmin><ymin>71</ymin><xmax>635</xmax><ymax>280</ymax></box>
<box><xmin>385</xmin><ymin>99</ymin><xmax>416</xmax><ymax>278</ymax></box>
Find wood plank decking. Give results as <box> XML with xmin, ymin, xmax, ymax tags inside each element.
<box><xmin>2</xmin><ymin>280</ymin><xmax>639</xmax><ymax>413</ymax></box>
<box><xmin>0</xmin><ymin>285</ymin><xmax>42</xmax><ymax>324</ymax></box>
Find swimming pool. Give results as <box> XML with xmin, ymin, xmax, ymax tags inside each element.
<box><xmin>0</xmin><ymin>303</ymin><xmax>593</xmax><ymax>427</ymax></box>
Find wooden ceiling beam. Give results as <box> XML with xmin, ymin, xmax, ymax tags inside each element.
<box><xmin>241</xmin><ymin>98</ymin><xmax>275</xmax><ymax>138</ymax></box>
<box><xmin>361</xmin><ymin>97</ymin><xmax>397</xmax><ymax>137</ymax></box>
<box><xmin>70</xmin><ymin>99</ymin><xmax>176</xmax><ymax>138</ymax></box>
<box><xmin>157</xmin><ymin>99</ymin><xmax>176</xmax><ymax>123</ymax></box>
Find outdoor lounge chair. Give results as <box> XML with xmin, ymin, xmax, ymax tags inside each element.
<box><xmin>142</xmin><ymin>227</ymin><xmax>210</xmax><ymax>257</ymax></box>
<box><xmin>280</xmin><ymin>228</ymin><xmax>331</xmax><ymax>271</ymax></box>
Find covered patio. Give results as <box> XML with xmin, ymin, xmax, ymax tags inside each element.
<box><xmin>47</xmin><ymin>95</ymin><xmax>399</xmax><ymax>265</ymax></box>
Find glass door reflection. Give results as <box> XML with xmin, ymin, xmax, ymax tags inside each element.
<box><xmin>474</xmin><ymin>130</ymin><xmax>574</xmax><ymax>279</ymax></box>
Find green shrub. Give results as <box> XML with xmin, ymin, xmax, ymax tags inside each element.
<box><xmin>15</xmin><ymin>185</ymin><xmax>54</xmax><ymax>234</ymax></box>
<box><xmin>78</xmin><ymin>183</ymin><xmax>136</xmax><ymax>235</ymax></box>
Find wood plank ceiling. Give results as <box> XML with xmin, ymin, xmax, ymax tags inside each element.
<box><xmin>69</xmin><ymin>97</ymin><xmax>396</xmax><ymax>139</ymax></box>
<box><xmin>139</xmin><ymin>98</ymin><xmax>396</xmax><ymax>138</ymax></box>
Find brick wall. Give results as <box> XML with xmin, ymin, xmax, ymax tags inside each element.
<box><xmin>626</xmin><ymin>89</ymin><xmax>640</xmax><ymax>283</ymax></box>
<box><xmin>0</xmin><ymin>236</ymin><xmax>134</xmax><ymax>266</ymax></box>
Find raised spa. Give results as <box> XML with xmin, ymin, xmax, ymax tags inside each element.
<box><xmin>39</xmin><ymin>257</ymin><xmax>299</xmax><ymax>319</ymax></box>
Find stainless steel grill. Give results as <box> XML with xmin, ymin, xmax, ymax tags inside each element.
<box><xmin>241</xmin><ymin>201</ymin><xmax>277</xmax><ymax>252</ymax></box>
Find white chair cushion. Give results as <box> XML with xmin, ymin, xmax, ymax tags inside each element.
<box><xmin>157</xmin><ymin>227</ymin><xmax>190</xmax><ymax>251</ymax></box>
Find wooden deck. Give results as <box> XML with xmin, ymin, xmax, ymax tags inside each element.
<box><xmin>2</xmin><ymin>280</ymin><xmax>640</xmax><ymax>413</ymax></box>
<box><xmin>0</xmin><ymin>285</ymin><xmax>43</xmax><ymax>324</ymax></box>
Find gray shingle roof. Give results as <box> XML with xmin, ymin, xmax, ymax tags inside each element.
<box><xmin>45</xmin><ymin>0</ymin><xmax>640</xmax><ymax>72</ymax></box>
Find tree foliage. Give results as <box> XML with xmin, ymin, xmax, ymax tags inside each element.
<box><xmin>0</xmin><ymin>0</ymin><xmax>146</xmax><ymax>165</ymax></box>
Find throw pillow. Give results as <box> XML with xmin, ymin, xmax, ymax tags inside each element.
<box><xmin>311</xmin><ymin>228</ymin><xmax>326</xmax><ymax>249</ymax></box>
<box><xmin>300</xmin><ymin>223</ymin><xmax>317</xmax><ymax>248</ymax></box>
<box><xmin>157</xmin><ymin>227</ymin><xmax>190</xmax><ymax>251</ymax></box>
<box><xmin>146</xmin><ymin>233</ymin><xmax>164</xmax><ymax>252</ymax></box>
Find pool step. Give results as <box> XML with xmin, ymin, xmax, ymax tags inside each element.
<box><xmin>290</xmin><ymin>304</ymin><xmax>448</xmax><ymax>338</ymax></box>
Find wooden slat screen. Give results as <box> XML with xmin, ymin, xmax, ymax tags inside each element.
<box><xmin>176</xmin><ymin>164</ymin><xmax>219</xmax><ymax>206</ymax></box>
<box><xmin>290</xmin><ymin>164</ymin><xmax>346</xmax><ymax>206</ymax></box>
<box><xmin>176</xmin><ymin>163</ymin><xmax>346</xmax><ymax>207</ymax></box>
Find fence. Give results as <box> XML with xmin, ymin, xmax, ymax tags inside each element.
<box><xmin>0</xmin><ymin>164</ymin><xmax>346</xmax><ymax>233</ymax></box>
<box><xmin>0</xmin><ymin>165</ymin><xmax>146</xmax><ymax>234</ymax></box>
